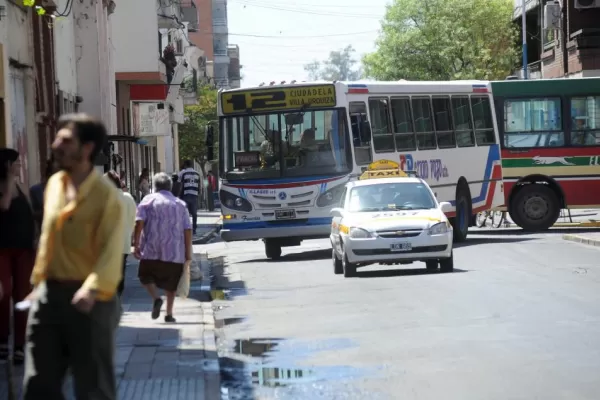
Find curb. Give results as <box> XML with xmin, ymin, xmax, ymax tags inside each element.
<box><xmin>562</xmin><ymin>234</ymin><xmax>600</xmax><ymax>247</ymax></box>
<box><xmin>192</xmin><ymin>224</ymin><xmax>222</xmax><ymax>245</ymax></box>
<box><xmin>196</xmin><ymin>252</ymin><xmax>221</xmax><ymax>399</ymax></box>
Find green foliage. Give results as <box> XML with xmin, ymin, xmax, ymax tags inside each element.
<box><xmin>178</xmin><ymin>85</ymin><xmax>218</xmax><ymax>165</ymax></box>
<box><xmin>304</xmin><ymin>45</ymin><xmax>362</xmax><ymax>81</ymax></box>
<box><xmin>363</xmin><ymin>0</ymin><xmax>519</xmax><ymax>81</ymax></box>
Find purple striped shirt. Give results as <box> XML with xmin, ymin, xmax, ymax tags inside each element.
<box><xmin>136</xmin><ymin>191</ymin><xmax>192</xmax><ymax>263</ymax></box>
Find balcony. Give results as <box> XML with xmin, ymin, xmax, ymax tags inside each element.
<box><xmin>514</xmin><ymin>60</ymin><xmax>542</xmax><ymax>79</ymax></box>
<box><xmin>214</xmin><ymin>48</ymin><xmax>230</xmax><ymax>64</ymax></box>
<box><xmin>157</xmin><ymin>0</ymin><xmax>182</xmax><ymax>29</ymax></box>
<box><xmin>212</xmin><ymin>17</ymin><xmax>228</xmax><ymax>34</ymax></box>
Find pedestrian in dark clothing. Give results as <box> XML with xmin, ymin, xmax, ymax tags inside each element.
<box><xmin>171</xmin><ymin>173</ymin><xmax>182</xmax><ymax>197</ymax></box>
<box><xmin>178</xmin><ymin>160</ymin><xmax>200</xmax><ymax>234</ymax></box>
<box><xmin>0</xmin><ymin>148</ymin><xmax>36</xmax><ymax>365</ymax></box>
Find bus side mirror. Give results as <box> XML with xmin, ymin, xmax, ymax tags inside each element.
<box><xmin>359</xmin><ymin>121</ymin><xmax>371</xmax><ymax>142</ymax></box>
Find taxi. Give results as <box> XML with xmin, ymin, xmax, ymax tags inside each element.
<box><xmin>330</xmin><ymin>160</ymin><xmax>454</xmax><ymax>278</ymax></box>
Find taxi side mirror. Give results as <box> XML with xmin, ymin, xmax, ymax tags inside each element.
<box><xmin>330</xmin><ymin>207</ymin><xmax>344</xmax><ymax>218</ymax></box>
<box><xmin>439</xmin><ymin>202</ymin><xmax>452</xmax><ymax>214</ymax></box>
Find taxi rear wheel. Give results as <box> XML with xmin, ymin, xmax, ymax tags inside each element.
<box><xmin>439</xmin><ymin>252</ymin><xmax>454</xmax><ymax>273</ymax></box>
<box><xmin>342</xmin><ymin>253</ymin><xmax>357</xmax><ymax>278</ymax></box>
<box><xmin>332</xmin><ymin>250</ymin><xmax>343</xmax><ymax>275</ymax></box>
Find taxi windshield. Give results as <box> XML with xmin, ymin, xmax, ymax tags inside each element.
<box><xmin>347</xmin><ymin>182</ymin><xmax>437</xmax><ymax>212</ymax></box>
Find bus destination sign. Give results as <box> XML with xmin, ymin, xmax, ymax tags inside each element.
<box><xmin>221</xmin><ymin>84</ymin><xmax>336</xmax><ymax>115</ymax></box>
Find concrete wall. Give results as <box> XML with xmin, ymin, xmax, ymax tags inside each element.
<box><xmin>72</xmin><ymin>0</ymin><xmax>116</xmax><ymax>133</ymax></box>
<box><xmin>111</xmin><ymin>0</ymin><xmax>161</xmax><ymax>73</ymax></box>
<box><xmin>54</xmin><ymin>0</ymin><xmax>78</xmax><ymax>97</ymax></box>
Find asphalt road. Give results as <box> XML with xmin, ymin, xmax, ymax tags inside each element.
<box><xmin>206</xmin><ymin>226</ymin><xmax>600</xmax><ymax>400</ymax></box>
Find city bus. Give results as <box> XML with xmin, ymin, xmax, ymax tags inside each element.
<box><xmin>217</xmin><ymin>80</ymin><xmax>504</xmax><ymax>259</ymax></box>
<box><xmin>491</xmin><ymin>77</ymin><xmax>600</xmax><ymax>231</ymax></box>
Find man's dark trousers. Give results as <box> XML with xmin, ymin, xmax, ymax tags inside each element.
<box><xmin>182</xmin><ymin>194</ymin><xmax>198</xmax><ymax>234</ymax></box>
<box><xmin>22</xmin><ymin>280</ymin><xmax>119</xmax><ymax>400</ymax></box>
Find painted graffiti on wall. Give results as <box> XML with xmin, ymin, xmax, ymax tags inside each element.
<box><xmin>9</xmin><ymin>68</ymin><xmax>28</xmax><ymax>187</ymax></box>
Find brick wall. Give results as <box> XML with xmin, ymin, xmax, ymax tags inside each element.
<box><xmin>188</xmin><ymin>0</ymin><xmax>213</xmax><ymax>60</ymax></box>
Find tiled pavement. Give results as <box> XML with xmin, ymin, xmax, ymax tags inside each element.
<box><xmin>0</xmin><ymin>220</ymin><xmax>221</xmax><ymax>400</ymax></box>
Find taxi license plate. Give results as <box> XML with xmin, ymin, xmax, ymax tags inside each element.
<box><xmin>390</xmin><ymin>243</ymin><xmax>412</xmax><ymax>252</ymax></box>
<box><xmin>275</xmin><ymin>209</ymin><xmax>296</xmax><ymax>220</ymax></box>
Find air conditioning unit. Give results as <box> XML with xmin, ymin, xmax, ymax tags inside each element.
<box><xmin>575</xmin><ymin>0</ymin><xmax>600</xmax><ymax>9</ymax></box>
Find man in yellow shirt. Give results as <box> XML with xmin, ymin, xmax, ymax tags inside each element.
<box><xmin>22</xmin><ymin>113</ymin><xmax>124</xmax><ymax>400</ymax></box>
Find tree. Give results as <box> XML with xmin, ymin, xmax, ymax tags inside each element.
<box><xmin>304</xmin><ymin>45</ymin><xmax>362</xmax><ymax>81</ymax></box>
<box><xmin>363</xmin><ymin>0</ymin><xmax>518</xmax><ymax>81</ymax></box>
<box><xmin>178</xmin><ymin>84</ymin><xmax>218</xmax><ymax>170</ymax></box>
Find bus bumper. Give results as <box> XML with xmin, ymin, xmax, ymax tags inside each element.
<box><xmin>220</xmin><ymin>224</ymin><xmax>331</xmax><ymax>242</ymax></box>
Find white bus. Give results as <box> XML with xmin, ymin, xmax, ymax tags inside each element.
<box><xmin>217</xmin><ymin>81</ymin><xmax>504</xmax><ymax>259</ymax></box>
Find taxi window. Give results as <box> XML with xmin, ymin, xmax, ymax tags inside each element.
<box><xmin>347</xmin><ymin>182</ymin><xmax>436</xmax><ymax>212</ymax></box>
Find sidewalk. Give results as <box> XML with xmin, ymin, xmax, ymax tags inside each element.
<box><xmin>562</xmin><ymin>232</ymin><xmax>600</xmax><ymax>247</ymax></box>
<box><xmin>0</xmin><ymin>254</ymin><xmax>220</xmax><ymax>400</ymax></box>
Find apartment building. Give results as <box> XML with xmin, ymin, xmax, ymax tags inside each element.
<box><xmin>514</xmin><ymin>0</ymin><xmax>600</xmax><ymax>79</ymax></box>
<box><xmin>111</xmin><ymin>0</ymin><xmax>203</xmax><ymax>194</ymax></box>
<box><xmin>188</xmin><ymin>0</ymin><xmax>242</xmax><ymax>88</ymax></box>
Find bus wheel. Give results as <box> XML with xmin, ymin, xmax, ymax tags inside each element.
<box><xmin>265</xmin><ymin>240</ymin><xmax>282</xmax><ymax>260</ymax></box>
<box><xmin>511</xmin><ymin>185</ymin><xmax>560</xmax><ymax>232</ymax></box>
<box><xmin>452</xmin><ymin>184</ymin><xmax>471</xmax><ymax>242</ymax></box>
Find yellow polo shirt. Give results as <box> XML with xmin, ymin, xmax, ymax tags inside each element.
<box><xmin>31</xmin><ymin>169</ymin><xmax>125</xmax><ymax>300</ymax></box>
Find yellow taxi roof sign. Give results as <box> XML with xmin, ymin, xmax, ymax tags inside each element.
<box><xmin>360</xmin><ymin>168</ymin><xmax>408</xmax><ymax>180</ymax></box>
<box><xmin>367</xmin><ymin>160</ymin><xmax>400</xmax><ymax>170</ymax></box>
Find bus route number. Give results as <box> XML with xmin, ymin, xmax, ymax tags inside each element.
<box><xmin>225</xmin><ymin>91</ymin><xmax>286</xmax><ymax>112</ymax></box>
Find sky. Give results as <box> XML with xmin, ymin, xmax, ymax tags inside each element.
<box><xmin>227</xmin><ymin>0</ymin><xmax>390</xmax><ymax>87</ymax></box>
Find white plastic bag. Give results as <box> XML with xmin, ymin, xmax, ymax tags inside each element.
<box><xmin>176</xmin><ymin>260</ymin><xmax>191</xmax><ymax>298</ymax></box>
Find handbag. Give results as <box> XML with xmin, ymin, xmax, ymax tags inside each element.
<box><xmin>176</xmin><ymin>260</ymin><xmax>191</xmax><ymax>298</ymax></box>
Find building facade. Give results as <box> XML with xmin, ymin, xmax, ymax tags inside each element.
<box><xmin>515</xmin><ymin>0</ymin><xmax>600</xmax><ymax>79</ymax></box>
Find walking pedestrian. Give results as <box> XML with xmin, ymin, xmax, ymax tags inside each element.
<box><xmin>171</xmin><ymin>173</ymin><xmax>182</xmax><ymax>197</ymax></box>
<box><xmin>133</xmin><ymin>172</ymin><xmax>192</xmax><ymax>323</ymax></box>
<box><xmin>139</xmin><ymin>168</ymin><xmax>150</xmax><ymax>199</ymax></box>
<box><xmin>22</xmin><ymin>113</ymin><xmax>125</xmax><ymax>400</ymax></box>
<box><xmin>178</xmin><ymin>160</ymin><xmax>200</xmax><ymax>234</ymax></box>
<box><xmin>0</xmin><ymin>148</ymin><xmax>37</xmax><ymax>365</ymax></box>
<box><xmin>104</xmin><ymin>170</ymin><xmax>137</xmax><ymax>297</ymax></box>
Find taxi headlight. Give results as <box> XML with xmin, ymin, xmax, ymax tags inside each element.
<box><xmin>349</xmin><ymin>227</ymin><xmax>372</xmax><ymax>239</ymax></box>
<box><xmin>428</xmin><ymin>222</ymin><xmax>448</xmax><ymax>235</ymax></box>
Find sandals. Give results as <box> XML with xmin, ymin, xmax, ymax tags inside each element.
<box><xmin>0</xmin><ymin>344</ymin><xmax>24</xmax><ymax>365</ymax></box>
<box><xmin>0</xmin><ymin>344</ymin><xmax>8</xmax><ymax>360</ymax></box>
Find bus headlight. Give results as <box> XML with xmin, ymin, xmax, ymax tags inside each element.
<box><xmin>317</xmin><ymin>184</ymin><xmax>346</xmax><ymax>207</ymax></box>
<box><xmin>219</xmin><ymin>190</ymin><xmax>252</xmax><ymax>212</ymax></box>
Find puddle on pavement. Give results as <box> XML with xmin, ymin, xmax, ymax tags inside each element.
<box><xmin>220</xmin><ymin>337</ymin><xmax>370</xmax><ymax>398</ymax></box>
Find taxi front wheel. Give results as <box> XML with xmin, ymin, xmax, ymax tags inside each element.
<box><xmin>439</xmin><ymin>252</ymin><xmax>454</xmax><ymax>273</ymax></box>
<box><xmin>342</xmin><ymin>252</ymin><xmax>357</xmax><ymax>278</ymax></box>
<box><xmin>332</xmin><ymin>250</ymin><xmax>343</xmax><ymax>275</ymax></box>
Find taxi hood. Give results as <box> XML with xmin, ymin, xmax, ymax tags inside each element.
<box><xmin>347</xmin><ymin>209</ymin><xmax>446</xmax><ymax>231</ymax></box>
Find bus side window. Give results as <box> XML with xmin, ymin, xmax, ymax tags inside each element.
<box><xmin>412</xmin><ymin>97</ymin><xmax>437</xmax><ymax>150</ymax></box>
<box><xmin>368</xmin><ymin>97</ymin><xmax>395</xmax><ymax>152</ymax></box>
<box><xmin>570</xmin><ymin>96</ymin><xmax>600</xmax><ymax>146</ymax></box>
<box><xmin>432</xmin><ymin>96</ymin><xmax>456</xmax><ymax>148</ymax></box>
<box><xmin>349</xmin><ymin>101</ymin><xmax>373</xmax><ymax>165</ymax></box>
<box><xmin>451</xmin><ymin>96</ymin><xmax>475</xmax><ymax>147</ymax></box>
<box><xmin>471</xmin><ymin>96</ymin><xmax>496</xmax><ymax>146</ymax></box>
<box><xmin>390</xmin><ymin>97</ymin><xmax>416</xmax><ymax>151</ymax></box>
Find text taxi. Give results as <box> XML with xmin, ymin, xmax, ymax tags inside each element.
<box><xmin>330</xmin><ymin>160</ymin><xmax>454</xmax><ymax>278</ymax></box>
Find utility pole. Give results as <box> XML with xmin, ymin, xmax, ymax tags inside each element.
<box><xmin>522</xmin><ymin>0</ymin><xmax>528</xmax><ymax>79</ymax></box>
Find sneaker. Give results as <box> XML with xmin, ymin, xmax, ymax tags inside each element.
<box><xmin>164</xmin><ymin>315</ymin><xmax>176</xmax><ymax>323</ymax></box>
<box><xmin>13</xmin><ymin>347</ymin><xmax>24</xmax><ymax>365</ymax></box>
<box><xmin>151</xmin><ymin>298</ymin><xmax>163</xmax><ymax>320</ymax></box>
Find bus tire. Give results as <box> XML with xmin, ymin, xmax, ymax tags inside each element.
<box><xmin>265</xmin><ymin>240</ymin><xmax>282</xmax><ymax>260</ymax></box>
<box><xmin>510</xmin><ymin>184</ymin><xmax>560</xmax><ymax>232</ymax></box>
<box><xmin>452</xmin><ymin>183</ymin><xmax>471</xmax><ymax>242</ymax></box>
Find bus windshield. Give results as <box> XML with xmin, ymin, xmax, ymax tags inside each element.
<box><xmin>222</xmin><ymin>108</ymin><xmax>352</xmax><ymax>181</ymax></box>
